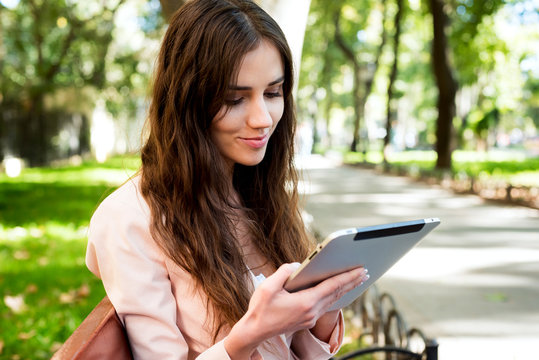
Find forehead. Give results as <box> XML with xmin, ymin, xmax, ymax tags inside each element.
<box><xmin>233</xmin><ymin>40</ymin><xmax>284</xmax><ymax>86</ymax></box>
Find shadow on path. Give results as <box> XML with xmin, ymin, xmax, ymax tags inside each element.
<box><xmin>300</xmin><ymin>159</ymin><xmax>539</xmax><ymax>359</ymax></box>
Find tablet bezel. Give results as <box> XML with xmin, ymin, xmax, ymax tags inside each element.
<box><xmin>284</xmin><ymin>218</ymin><xmax>440</xmax><ymax>311</ymax></box>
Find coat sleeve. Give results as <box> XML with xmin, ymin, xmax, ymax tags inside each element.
<box><xmin>290</xmin><ymin>311</ymin><xmax>345</xmax><ymax>360</ymax></box>
<box><xmin>85</xmin><ymin>187</ymin><xmax>232</xmax><ymax>360</ymax></box>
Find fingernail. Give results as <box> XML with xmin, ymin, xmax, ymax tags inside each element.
<box><xmin>364</xmin><ymin>268</ymin><xmax>369</xmax><ymax>274</ymax></box>
<box><xmin>365</xmin><ymin>274</ymin><xmax>370</xmax><ymax>281</ymax></box>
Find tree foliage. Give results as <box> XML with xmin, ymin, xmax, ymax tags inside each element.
<box><xmin>0</xmin><ymin>0</ymin><xmax>159</xmax><ymax>166</ymax></box>
<box><xmin>300</xmin><ymin>0</ymin><xmax>387</xmax><ymax>152</ymax></box>
<box><xmin>299</xmin><ymin>0</ymin><xmax>537</xmax><ymax>168</ymax></box>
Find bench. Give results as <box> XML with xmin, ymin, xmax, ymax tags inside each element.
<box><xmin>51</xmin><ymin>296</ymin><xmax>132</xmax><ymax>360</ymax></box>
<box><xmin>53</xmin><ymin>287</ymin><xmax>437</xmax><ymax>359</ymax></box>
<box><xmin>333</xmin><ymin>285</ymin><xmax>438</xmax><ymax>360</ymax></box>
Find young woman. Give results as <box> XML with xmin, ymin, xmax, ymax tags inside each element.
<box><xmin>85</xmin><ymin>0</ymin><xmax>368</xmax><ymax>359</ymax></box>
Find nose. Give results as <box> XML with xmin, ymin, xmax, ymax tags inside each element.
<box><xmin>247</xmin><ymin>97</ymin><xmax>273</xmax><ymax>129</ymax></box>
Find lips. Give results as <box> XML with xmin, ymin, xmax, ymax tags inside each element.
<box><xmin>239</xmin><ymin>134</ymin><xmax>269</xmax><ymax>149</ymax></box>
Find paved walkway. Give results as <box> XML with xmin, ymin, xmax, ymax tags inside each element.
<box><xmin>296</xmin><ymin>155</ymin><xmax>539</xmax><ymax>360</ymax></box>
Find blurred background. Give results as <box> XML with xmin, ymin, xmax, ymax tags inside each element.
<box><xmin>0</xmin><ymin>0</ymin><xmax>537</xmax><ymax>358</ymax></box>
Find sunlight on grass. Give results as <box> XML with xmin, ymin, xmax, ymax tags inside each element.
<box><xmin>388</xmin><ymin>150</ymin><xmax>437</xmax><ymax>162</ymax></box>
<box><xmin>509</xmin><ymin>171</ymin><xmax>539</xmax><ymax>187</ymax></box>
<box><xmin>453</xmin><ymin>149</ymin><xmax>528</xmax><ymax>162</ymax></box>
<box><xmin>0</xmin><ymin>156</ymin><xmax>137</xmax><ymax>358</ymax></box>
<box><xmin>344</xmin><ymin>149</ymin><xmax>539</xmax><ymax>187</ymax></box>
<box><xmin>0</xmin><ymin>228</ymin><xmax>106</xmax><ymax>359</ymax></box>
<box><xmin>343</xmin><ymin>150</ymin><xmax>385</xmax><ymax>164</ymax></box>
<box><xmin>0</xmin><ymin>158</ymin><xmax>140</xmax><ymax>186</ymax></box>
<box><xmin>9</xmin><ymin>167</ymin><xmax>137</xmax><ymax>185</ymax></box>
<box><xmin>0</xmin><ymin>223</ymin><xmax>88</xmax><ymax>244</ymax></box>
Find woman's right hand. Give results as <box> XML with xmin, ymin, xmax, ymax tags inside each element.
<box><xmin>224</xmin><ymin>263</ymin><xmax>369</xmax><ymax>359</ymax></box>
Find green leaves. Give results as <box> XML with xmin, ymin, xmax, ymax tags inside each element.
<box><xmin>0</xmin><ymin>0</ymin><xmax>161</xmax><ymax>165</ymax></box>
<box><xmin>299</xmin><ymin>0</ymin><xmax>538</xmax><ymax>162</ymax></box>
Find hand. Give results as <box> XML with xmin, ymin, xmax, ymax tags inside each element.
<box><xmin>224</xmin><ymin>263</ymin><xmax>369</xmax><ymax>359</ymax></box>
<box><xmin>309</xmin><ymin>266</ymin><xmax>370</xmax><ymax>342</ymax></box>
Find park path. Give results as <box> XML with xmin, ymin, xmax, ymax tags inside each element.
<box><xmin>296</xmin><ymin>155</ymin><xmax>539</xmax><ymax>360</ymax></box>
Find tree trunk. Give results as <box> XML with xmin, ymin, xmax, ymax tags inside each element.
<box><xmin>334</xmin><ymin>9</ymin><xmax>362</xmax><ymax>152</ymax></box>
<box><xmin>17</xmin><ymin>94</ymin><xmax>47</xmax><ymax>166</ymax></box>
<box><xmin>32</xmin><ymin>95</ymin><xmax>47</xmax><ymax>166</ymax></box>
<box><xmin>334</xmin><ymin>1</ymin><xmax>388</xmax><ymax>154</ymax></box>
<box><xmin>78</xmin><ymin>114</ymin><xmax>90</xmax><ymax>156</ymax></box>
<box><xmin>349</xmin><ymin>63</ymin><xmax>362</xmax><ymax>152</ymax></box>
<box><xmin>383</xmin><ymin>0</ymin><xmax>404</xmax><ymax>162</ymax></box>
<box><xmin>429</xmin><ymin>0</ymin><xmax>457</xmax><ymax>170</ymax></box>
<box><xmin>323</xmin><ymin>72</ymin><xmax>334</xmax><ymax>150</ymax></box>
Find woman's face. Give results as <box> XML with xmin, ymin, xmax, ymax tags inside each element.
<box><xmin>211</xmin><ymin>40</ymin><xmax>285</xmax><ymax>168</ymax></box>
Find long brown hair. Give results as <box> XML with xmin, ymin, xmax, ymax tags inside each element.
<box><xmin>140</xmin><ymin>0</ymin><xmax>313</xmax><ymax>339</ymax></box>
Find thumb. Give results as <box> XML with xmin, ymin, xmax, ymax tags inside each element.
<box><xmin>266</xmin><ymin>263</ymin><xmax>301</xmax><ymax>289</ymax></box>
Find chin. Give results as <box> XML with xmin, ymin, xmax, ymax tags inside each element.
<box><xmin>237</xmin><ymin>157</ymin><xmax>265</xmax><ymax>167</ymax></box>
<box><xmin>230</xmin><ymin>146</ymin><xmax>268</xmax><ymax>166</ymax></box>
<box><xmin>236</xmin><ymin>152</ymin><xmax>268</xmax><ymax>167</ymax></box>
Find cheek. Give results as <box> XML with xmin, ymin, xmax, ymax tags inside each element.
<box><xmin>212</xmin><ymin>110</ymin><xmax>241</xmax><ymax>135</ymax></box>
<box><xmin>269</xmin><ymin>101</ymin><xmax>285</xmax><ymax>125</ymax></box>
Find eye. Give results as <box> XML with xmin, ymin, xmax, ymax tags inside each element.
<box><xmin>265</xmin><ymin>92</ymin><xmax>282</xmax><ymax>99</ymax></box>
<box><xmin>226</xmin><ymin>97</ymin><xmax>244</xmax><ymax>106</ymax></box>
<box><xmin>265</xmin><ymin>83</ymin><xmax>283</xmax><ymax>99</ymax></box>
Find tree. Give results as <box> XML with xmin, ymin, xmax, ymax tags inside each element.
<box><xmin>0</xmin><ymin>0</ymin><xmax>130</xmax><ymax>165</ymax></box>
<box><xmin>383</xmin><ymin>0</ymin><xmax>404</xmax><ymax>162</ymax></box>
<box><xmin>297</xmin><ymin>0</ymin><xmax>344</xmax><ymax>152</ymax></box>
<box><xmin>450</xmin><ymin>0</ymin><xmax>507</xmax><ymax>150</ymax></box>
<box><xmin>299</xmin><ymin>0</ymin><xmax>528</xmax><ymax>164</ymax></box>
<box><xmin>0</xmin><ymin>0</ymin><xmax>166</xmax><ymax>166</ymax></box>
<box><xmin>428</xmin><ymin>0</ymin><xmax>458</xmax><ymax>170</ymax></box>
<box><xmin>428</xmin><ymin>0</ymin><xmax>506</xmax><ymax>168</ymax></box>
<box><xmin>334</xmin><ymin>5</ymin><xmax>363</xmax><ymax>152</ymax></box>
<box><xmin>333</xmin><ymin>0</ymin><xmax>386</xmax><ymax>152</ymax></box>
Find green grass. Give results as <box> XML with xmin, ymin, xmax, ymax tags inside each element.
<box><xmin>343</xmin><ymin>149</ymin><xmax>539</xmax><ymax>187</ymax></box>
<box><xmin>0</xmin><ymin>156</ymin><xmax>140</xmax><ymax>359</ymax></box>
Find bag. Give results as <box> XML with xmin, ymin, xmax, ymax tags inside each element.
<box><xmin>51</xmin><ymin>296</ymin><xmax>133</xmax><ymax>360</ymax></box>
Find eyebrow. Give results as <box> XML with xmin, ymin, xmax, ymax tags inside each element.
<box><xmin>229</xmin><ymin>76</ymin><xmax>285</xmax><ymax>91</ymax></box>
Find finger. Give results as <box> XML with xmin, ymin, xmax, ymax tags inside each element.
<box><xmin>310</xmin><ymin>267</ymin><xmax>367</xmax><ymax>300</ymax></box>
<box><xmin>264</xmin><ymin>263</ymin><xmax>299</xmax><ymax>289</ymax></box>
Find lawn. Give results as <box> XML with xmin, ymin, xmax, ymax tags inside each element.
<box><xmin>0</xmin><ymin>156</ymin><xmax>139</xmax><ymax>359</ymax></box>
<box><xmin>343</xmin><ymin>149</ymin><xmax>539</xmax><ymax>188</ymax></box>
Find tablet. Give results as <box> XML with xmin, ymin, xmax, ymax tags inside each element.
<box><xmin>284</xmin><ymin>218</ymin><xmax>440</xmax><ymax>311</ymax></box>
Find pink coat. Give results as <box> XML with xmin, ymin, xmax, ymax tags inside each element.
<box><xmin>86</xmin><ymin>176</ymin><xmax>344</xmax><ymax>359</ymax></box>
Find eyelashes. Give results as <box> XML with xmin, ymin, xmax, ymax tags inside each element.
<box><xmin>226</xmin><ymin>91</ymin><xmax>283</xmax><ymax>106</ymax></box>
<box><xmin>226</xmin><ymin>98</ymin><xmax>244</xmax><ymax>106</ymax></box>
<box><xmin>265</xmin><ymin>92</ymin><xmax>282</xmax><ymax>99</ymax></box>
